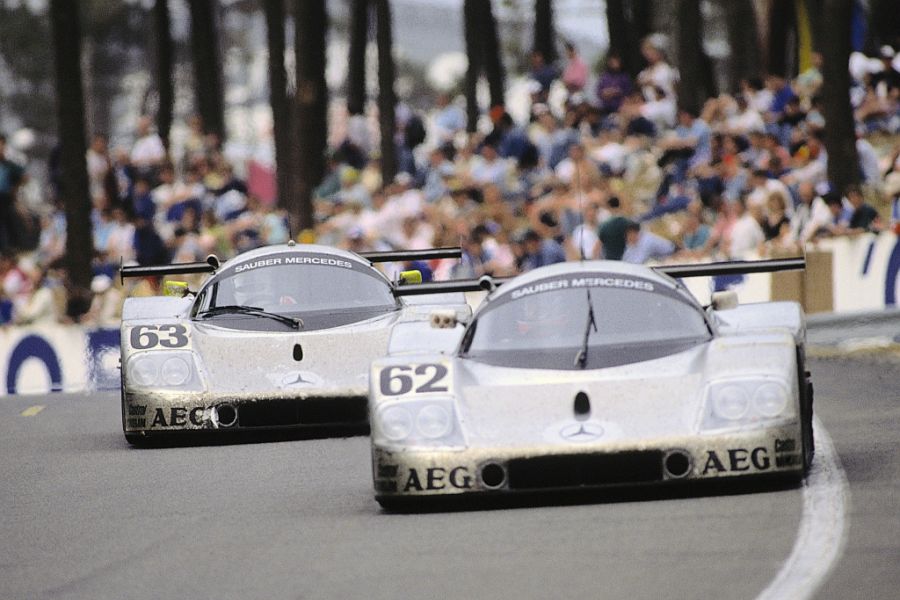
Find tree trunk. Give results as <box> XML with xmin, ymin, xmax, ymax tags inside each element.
<box><xmin>264</xmin><ymin>0</ymin><xmax>294</xmax><ymax>212</ymax></box>
<box><xmin>767</xmin><ymin>0</ymin><xmax>797</xmax><ymax>77</ymax></box>
<box><xmin>463</xmin><ymin>0</ymin><xmax>482</xmax><ymax>133</ymax></box>
<box><xmin>187</xmin><ymin>0</ymin><xmax>225</xmax><ymax>142</ymax></box>
<box><xmin>478</xmin><ymin>0</ymin><xmax>505</xmax><ymax>112</ymax></box>
<box><xmin>819</xmin><ymin>0</ymin><xmax>859</xmax><ymax>194</ymax></box>
<box><xmin>374</xmin><ymin>0</ymin><xmax>397</xmax><ymax>184</ymax></box>
<box><xmin>533</xmin><ymin>0</ymin><xmax>556</xmax><ymax>63</ymax></box>
<box><xmin>676</xmin><ymin>0</ymin><xmax>708</xmax><ymax>114</ymax></box>
<box><xmin>153</xmin><ymin>0</ymin><xmax>174</xmax><ymax>149</ymax></box>
<box><xmin>49</xmin><ymin>0</ymin><xmax>94</xmax><ymax>298</ymax></box>
<box><xmin>606</xmin><ymin>0</ymin><xmax>629</xmax><ymax>68</ymax></box>
<box><xmin>724</xmin><ymin>0</ymin><xmax>760</xmax><ymax>92</ymax></box>
<box><xmin>868</xmin><ymin>0</ymin><xmax>900</xmax><ymax>52</ymax></box>
<box><xmin>347</xmin><ymin>0</ymin><xmax>369</xmax><ymax>116</ymax></box>
<box><xmin>293</xmin><ymin>0</ymin><xmax>328</xmax><ymax>232</ymax></box>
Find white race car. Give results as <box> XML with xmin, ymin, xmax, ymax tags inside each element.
<box><xmin>369</xmin><ymin>258</ymin><xmax>813</xmax><ymax>508</ymax></box>
<box><xmin>119</xmin><ymin>243</ymin><xmax>468</xmax><ymax>445</ymax></box>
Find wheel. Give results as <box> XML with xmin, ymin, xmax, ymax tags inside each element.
<box><xmin>124</xmin><ymin>432</ymin><xmax>151</xmax><ymax>447</ymax></box>
<box><xmin>797</xmin><ymin>347</ymin><xmax>815</xmax><ymax>474</ymax></box>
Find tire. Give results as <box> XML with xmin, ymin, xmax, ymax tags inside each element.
<box><xmin>124</xmin><ymin>432</ymin><xmax>151</xmax><ymax>447</ymax></box>
<box><xmin>797</xmin><ymin>347</ymin><xmax>815</xmax><ymax>474</ymax></box>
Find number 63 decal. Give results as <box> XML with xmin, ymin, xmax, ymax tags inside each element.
<box><xmin>129</xmin><ymin>324</ymin><xmax>190</xmax><ymax>349</ymax></box>
<box><xmin>379</xmin><ymin>364</ymin><xmax>449</xmax><ymax>396</ymax></box>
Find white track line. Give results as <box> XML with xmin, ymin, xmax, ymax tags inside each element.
<box><xmin>756</xmin><ymin>416</ymin><xmax>850</xmax><ymax>600</ymax></box>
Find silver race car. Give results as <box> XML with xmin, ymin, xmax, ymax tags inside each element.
<box><xmin>369</xmin><ymin>258</ymin><xmax>813</xmax><ymax>508</ymax></box>
<box><xmin>119</xmin><ymin>243</ymin><xmax>468</xmax><ymax>445</ymax></box>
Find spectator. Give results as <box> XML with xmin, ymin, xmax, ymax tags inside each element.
<box><xmin>519</xmin><ymin>228</ymin><xmax>566</xmax><ymax>271</ymax></box>
<box><xmin>594</xmin><ymin>54</ymin><xmax>633</xmax><ymax>117</ymax></box>
<box><xmin>637</xmin><ymin>36</ymin><xmax>677</xmax><ymax>101</ymax></box>
<box><xmin>0</xmin><ymin>134</ymin><xmax>26</xmax><ymax>252</ymax></box>
<box><xmin>844</xmin><ymin>184</ymin><xmax>883</xmax><ymax>233</ymax></box>
<box><xmin>561</xmin><ymin>41</ymin><xmax>588</xmax><ymax>94</ymax></box>
<box><xmin>621</xmin><ymin>220</ymin><xmax>675</xmax><ymax>264</ymax></box>
<box><xmin>129</xmin><ymin>115</ymin><xmax>166</xmax><ymax>181</ymax></box>
<box><xmin>528</xmin><ymin>50</ymin><xmax>559</xmax><ymax>101</ymax></box>
<box><xmin>598</xmin><ymin>196</ymin><xmax>630</xmax><ymax>260</ymax></box>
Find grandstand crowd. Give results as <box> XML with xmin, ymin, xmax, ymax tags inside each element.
<box><xmin>1</xmin><ymin>37</ymin><xmax>899</xmax><ymax>326</ymax></box>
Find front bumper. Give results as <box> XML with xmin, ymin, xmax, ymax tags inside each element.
<box><xmin>372</xmin><ymin>423</ymin><xmax>804</xmax><ymax>499</ymax></box>
<box><xmin>123</xmin><ymin>389</ymin><xmax>368</xmax><ymax>436</ymax></box>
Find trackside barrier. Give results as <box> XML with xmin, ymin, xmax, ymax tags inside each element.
<box><xmin>0</xmin><ymin>325</ymin><xmax>119</xmax><ymax>396</ymax></box>
<box><xmin>1</xmin><ymin>232</ymin><xmax>897</xmax><ymax>396</ymax></box>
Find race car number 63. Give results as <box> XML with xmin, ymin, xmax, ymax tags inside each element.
<box><xmin>130</xmin><ymin>324</ymin><xmax>189</xmax><ymax>349</ymax></box>
<box><xmin>380</xmin><ymin>364</ymin><xmax>448</xmax><ymax>396</ymax></box>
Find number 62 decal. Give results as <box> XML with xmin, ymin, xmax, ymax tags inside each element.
<box><xmin>379</xmin><ymin>364</ymin><xmax>450</xmax><ymax>396</ymax></box>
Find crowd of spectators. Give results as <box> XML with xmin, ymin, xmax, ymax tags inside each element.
<box><xmin>1</xmin><ymin>35</ymin><xmax>899</xmax><ymax>327</ymax></box>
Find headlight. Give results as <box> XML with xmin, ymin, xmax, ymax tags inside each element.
<box><xmin>416</xmin><ymin>404</ymin><xmax>453</xmax><ymax>439</ymax></box>
<box><xmin>374</xmin><ymin>398</ymin><xmax>464</xmax><ymax>448</ymax></box>
<box><xmin>380</xmin><ymin>405</ymin><xmax>414</xmax><ymax>441</ymax></box>
<box><xmin>161</xmin><ymin>356</ymin><xmax>191</xmax><ymax>386</ymax></box>
<box><xmin>702</xmin><ymin>378</ymin><xmax>794</xmax><ymax>430</ymax></box>
<box><xmin>713</xmin><ymin>385</ymin><xmax>749</xmax><ymax>420</ymax></box>
<box><xmin>126</xmin><ymin>351</ymin><xmax>203</xmax><ymax>391</ymax></box>
<box><xmin>753</xmin><ymin>382</ymin><xmax>789</xmax><ymax>417</ymax></box>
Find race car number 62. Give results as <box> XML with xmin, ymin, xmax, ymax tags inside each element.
<box><xmin>130</xmin><ymin>324</ymin><xmax>189</xmax><ymax>349</ymax></box>
<box><xmin>380</xmin><ymin>364</ymin><xmax>448</xmax><ymax>396</ymax></box>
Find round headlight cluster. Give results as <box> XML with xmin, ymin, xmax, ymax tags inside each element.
<box><xmin>380</xmin><ymin>405</ymin><xmax>414</xmax><ymax>441</ymax></box>
<box><xmin>713</xmin><ymin>385</ymin><xmax>750</xmax><ymax>420</ymax></box>
<box><xmin>753</xmin><ymin>382</ymin><xmax>788</xmax><ymax>417</ymax></box>
<box><xmin>161</xmin><ymin>357</ymin><xmax>191</xmax><ymax>386</ymax></box>
<box><xmin>130</xmin><ymin>356</ymin><xmax>159</xmax><ymax>387</ymax></box>
<box><xmin>416</xmin><ymin>404</ymin><xmax>453</xmax><ymax>439</ymax></box>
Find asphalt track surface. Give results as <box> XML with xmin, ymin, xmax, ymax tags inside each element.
<box><xmin>1</xmin><ymin>355</ymin><xmax>898</xmax><ymax>600</ymax></box>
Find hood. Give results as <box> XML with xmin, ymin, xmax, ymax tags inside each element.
<box><xmin>455</xmin><ymin>344</ymin><xmax>709</xmax><ymax>448</ymax></box>
<box><xmin>191</xmin><ymin>311</ymin><xmax>398</xmax><ymax>396</ymax></box>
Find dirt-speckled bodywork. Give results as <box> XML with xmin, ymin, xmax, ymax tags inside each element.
<box><xmin>120</xmin><ymin>244</ymin><xmax>469</xmax><ymax>444</ymax></box>
<box><xmin>369</xmin><ymin>260</ymin><xmax>814</xmax><ymax>507</ymax></box>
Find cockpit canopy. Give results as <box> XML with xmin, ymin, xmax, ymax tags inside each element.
<box><xmin>192</xmin><ymin>251</ymin><xmax>398</xmax><ymax>330</ymax></box>
<box><xmin>460</xmin><ymin>272</ymin><xmax>711</xmax><ymax>369</ymax></box>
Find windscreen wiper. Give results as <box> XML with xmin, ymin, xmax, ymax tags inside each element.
<box><xmin>574</xmin><ymin>289</ymin><xmax>598</xmax><ymax>369</ymax></box>
<box><xmin>198</xmin><ymin>305</ymin><xmax>302</xmax><ymax>329</ymax></box>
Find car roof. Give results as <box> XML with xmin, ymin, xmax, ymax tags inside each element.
<box><xmin>487</xmin><ymin>260</ymin><xmax>681</xmax><ymax>303</ymax></box>
<box><xmin>222</xmin><ymin>243</ymin><xmax>373</xmax><ymax>270</ymax></box>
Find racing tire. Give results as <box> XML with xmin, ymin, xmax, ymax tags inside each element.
<box><xmin>797</xmin><ymin>348</ymin><xmax>815</xmax><ymax>475</ymax></box>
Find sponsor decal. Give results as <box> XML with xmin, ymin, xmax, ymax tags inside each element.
<box><xmin>234</xmin><ymin>255</ymin><xmax>354</xmax><ymax>274</ymax></box>
<box><xmin>775</xmin><ymin>437</ymin><xmax>801</xmax><ymax>468</ymax></box>
<box><xmin>509</xmin><ymin>274</ymin><xmax>656</xmax><ymax>301</ymax></box>
<box><xmin>127</xmin><ymin>418</ymin><xmax>146</xmax><ymax>428</ymax></box>
<box><xmin>402</xmin><ymin>466</ymin><xmax>473</xmax><ymax>491</ymax></box>
<box><xmin>701</xmin><ymin>447</ymin><xmax>772</xmax><ymax>474</ymax></box>
<box><xmin>379</xmin><ymin>363</ymin><xmax>449</xmax><ymax>397</ymax></box>
<box><xmin>127</xmin><ymin>404</ymin><xmax>147</xmax><ymax>416</ymax></box>
<box><xmin>375</xmin><ymin>480</ymin><xmax>398</xmax><ymax>493</ymax></box>
<box><xmin>377</xmin><ymin>464</ymin><xmax>399</xmax><ymax>478</ymax></box>
<box><xmin>149</xmin><ymin>406</ymin><xmax>207</xmax><ymax>428</ymax></box>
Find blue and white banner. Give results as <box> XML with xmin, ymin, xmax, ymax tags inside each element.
<box><xmin>0</xmin><ymin>325</ymin><xmax>119</xmax><ymax>396</ymax></box>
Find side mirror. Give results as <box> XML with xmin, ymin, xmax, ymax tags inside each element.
<box><xmin>163</xmin><ymin>281</ymin><xmax>190</xmax><ymax>298</ymax></box>
<box><xmin>711</xmin><ymin>290</ymin><xmax>738</xmax><ymax>310</ymax></box>
<box><xmin>398</xmin><ymin>269</ymin><xmax>423</xmax><ymax>285</ymax></box>
<box><xmin>430</xmin><ymin>309</ymin><xmax>458</xmax><ymax>329</ymax></box>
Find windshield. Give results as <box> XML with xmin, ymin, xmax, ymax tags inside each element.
<box><xmin>193</xmin><ymin>253</ymin><xmax>398</xmax><ymax>328</ymax></box>
<box><xmin>461</xmin><ymin>273</ymin><xmax>711</xmax><ymax>369</ymax></box>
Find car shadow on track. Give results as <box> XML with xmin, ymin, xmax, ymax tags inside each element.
<box><xmin>123</xmin><ymin>425</ymin><xmax>370</xmax><ymax>448</ymax></box>
<box><xmin>377</xmin><ymin>475</ymin><xmax>802</xmax><ymax>515</ymax></box>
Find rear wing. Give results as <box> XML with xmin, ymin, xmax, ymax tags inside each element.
<box><xmin>359</xmin><ymin>246</ymin><xmax>462</xmax><ymax>263</ymax></box>
<box><xmin>119</xmin><ymin>255</ymin><xmax>220</xmax><ymax>284</ymax></box>
<box><xmin>392</xmin><ymin>257</ymin><xmax>806</xmax><ymax>296</ymax></box>
<box><xmin>119</xmin><ymin>247</ymin><xmax>463</xmax><ymax>284</ymax></box>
